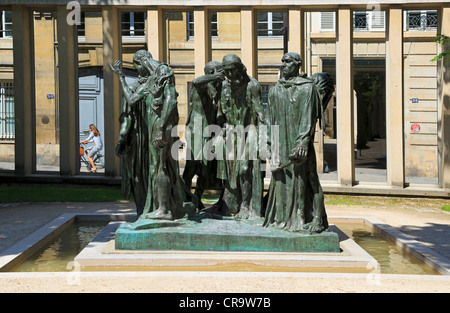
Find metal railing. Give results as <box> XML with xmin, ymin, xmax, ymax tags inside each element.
<box><xmin>354</xmin><ymin>12</ymin><xmax>369</xmax><ymax>31</ymax></box>
<box><xmin>0</xmin><ymin>82</ymin><xmax>14</xmax><ymax>140</ymax></box>
<box><xmin>406</xmin><ymin>11</ymin><xmax>438</xmax><ymax>30</ymax></box>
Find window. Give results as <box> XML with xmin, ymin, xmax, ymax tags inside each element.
<box><xmin>186</xmin><ymin>12</ymin><xmax>218</xmax><ymax>39</ymax></box>
<box><xmin>320</xmin><ymin>12</ymin><xmax>335</xmax><ymax>31</ymax></box>
<box><xmin>353</xmin><ymin>11</ymin><xmax>385</xmax><ymax>31</ymax></box>
<box><xmin>186</xmin><ymin>11</ymin><xmax>194</xmax><ymax>39</ymax></box>
<box><xmin>261</xmin><ymin>84</ymin><xmax>270</xmax><ymax>107</ymax></box>
<box><xmin>211</xmin><ymin>12</ymin><xmax>218</xmax><ymax>37</ymax></box>
<box><xmin>77</xmin><ymin>12</ymin><xmax>86</xmax><ymax>37</ymax></box>
<box><xmin>0</xmin><ymin>82</ymin><xmax>14</xmax><ymax>140</ymax></box>
<box><xmin>354</xmin><ymin>12</ymin><xmax>369</xmax><ymax>30</ymax></box>
<box><xmin>257</xmin><ymin>12</ymin><xmax>285</xmax><ymax>37</ymax></box>
<box><xmin>405</xmin><ymin>10</ymin><xmax>437</xmax><ymax>31</ymax></box>
<box><xmin>0</xmin><ymin>11</ymin><xmax>12</xmax><ymax>38</ymax></box>
<box><xmin>122</xmin><ymin>12</ymin><xmax>146</xmax><ymax>36</ymax></box>
<box><xmin>371</xmin><ymin>11</ymin><xmax>385</xmax><ymax>31</ymax></box>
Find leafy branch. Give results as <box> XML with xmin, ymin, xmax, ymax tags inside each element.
<box><xmin>431</xmin><ymin>34</ymin><xmax>449</xmax><ymax>64</ymax></box>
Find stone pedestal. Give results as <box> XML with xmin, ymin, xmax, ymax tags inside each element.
<box><xmin>115</xmin><ymin>216</ymin><xmax>340</xmax><ymax>253</ymax></box>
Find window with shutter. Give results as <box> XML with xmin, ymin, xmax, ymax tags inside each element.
<box><xmin>371</xmin><ymin>11</ymin><xmax>385</xmax><ymax>31</ymax></box>
<box><xmin>352</xmin><ymin>11</ymin><xmax>385</xmax><ymax>32</ymax></box>
<box><xmin>321</xmin><ymin>12</ymin><xmax>335</xmax><ymax>31</ymax></box>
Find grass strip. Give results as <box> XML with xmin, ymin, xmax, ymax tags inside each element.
<box><xmin>0</xmin><ymin>185</ymin><xmax>125</xmax><ymax>202</ymax></box>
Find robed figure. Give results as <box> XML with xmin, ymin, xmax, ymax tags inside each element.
<box><xmin>112</xmin><ymin>50</ymin><xmax>196</xmax><ymax>221</ymax></box>
<box><xmin>183</xmin><ymin>61</ymin><xmax>225</xmax><ymax>207</ymax></box>
<box><xmin>216</xmin><ymin>54</ymin><xmax>266</xmax><ymax>219</ymax></box>
<box><xmin>263</xmin><ymin>52</ymin><xmax>329</xmax><ymax>233</ymax></box>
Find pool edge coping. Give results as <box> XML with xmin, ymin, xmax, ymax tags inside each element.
<box><xmin>0</xmin><ymin>213</ymin><xmax>449</xmax><ymax>276</ymax></box>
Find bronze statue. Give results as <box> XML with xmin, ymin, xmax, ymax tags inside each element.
<box><xmin>263</xmin><ymin>52</ymin><xmax>330</xmax><ymax>233</ymax></box>
<box><xmin>215</xmin><ymin>54</ymin><xmax>266</xmax><ymax>219</ymax></box>
<box><xmin>112</xmin><ymin>50</ymin><xmax>152</xmax><ymax>217</ymax></box>
<box><xmin>183</xmin><ymin>61</ymin><xmax>225</xmax><ymax>207</ymax></box>
<box><xmin>111</xmin><ymin>50</ymin><xmax>196</xmax><ymax>221</ymax></box>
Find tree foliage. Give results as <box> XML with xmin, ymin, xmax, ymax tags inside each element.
<box><xmin>431</xmin><ymin>34</ymin><xmax>449</xmax><ymax>64</ymax></box>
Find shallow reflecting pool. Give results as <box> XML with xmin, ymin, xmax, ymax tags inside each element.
<box><xmin>11</xmin><ymin>221</ymin><xmax>107</xmax><ymax>272</ymax></box>
<box><xmin>10</xmin><ymin>221</ymin><xmax>440</xmax><ymax>275</ymax></box>
<box><xmin>337</xmin><ymin>223</ymin><xmax>439</xmax><ymax>275</ymax></box>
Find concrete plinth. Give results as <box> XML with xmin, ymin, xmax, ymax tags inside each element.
<box><xmin>114</xmin><ymin>216</ymin><xmax>340</xmax><ymax>253</ymax></box>
<box><xmin>75</xmin><ymin>221</ymin><xmax>378</xmax><ymax>272</ymax></box>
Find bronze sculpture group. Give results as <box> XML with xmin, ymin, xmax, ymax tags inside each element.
<box><xmin>112</xmin><ymin>50</ymin><xmax>334</xmax><ymax>235</ymax></box>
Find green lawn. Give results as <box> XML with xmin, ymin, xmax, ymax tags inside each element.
<box><xmin>0</xmin><ymin>184</ymin><xmax>127</xmax><ymax>202</ymax></box>
<box><xmin>1</xmin><ymin>184</ymin><xmax>448</xmax><ymax>213</ymax></box>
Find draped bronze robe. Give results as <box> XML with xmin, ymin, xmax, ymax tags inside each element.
<box><xmin>263</xmin><ymin>76</ymin><xmax>327</xmax><ymax>231</ymax></box>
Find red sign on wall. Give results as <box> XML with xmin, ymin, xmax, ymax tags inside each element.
<box><xmin>411</xmin><ymin>123</ymin><xmax>421</xmax><ymax>133</ymax></box>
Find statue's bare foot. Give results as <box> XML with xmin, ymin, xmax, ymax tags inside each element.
<box><xmin>235</xmin><ymin>205</ymin><xmax>250</xmax><ymax>219</ymax></box>
<box><xmin>301</xmin><ymin>219</ymin><xmax>325</xmax><ymax>233</ymax></box>
<box><xmin>288</xmin><ymin>218</ymin><xmax>304</xmax><ymax>232</ymax></box>
<box><xmin>145</xmin><ymin>207</ymin><xmax>174</xmax><ymax>220</ymax></box>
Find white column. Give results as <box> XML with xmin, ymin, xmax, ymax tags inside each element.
<box><xmin>288</xmin><ymin>8</ymin><xmax>305</xmax><ymax>70</ymax></box>
<box><xmin>336</xmin><ymin>7</ymin><xmax>355</xmax><ymax>186</ymax></box>
<box><xmin>241</xmin><ymin>7</ymin><xmax>257</xmax><ymax>78</ymax></box>
<box><xmin>147</xmin><ymin>8</ymin><xmax>164</xmax><ymax>62</ymax></box>
<box><xmin>194</xmin><ymin>7</ymin><xmax>211</xmax><ymax>78</ymax></box>
<box><xmin>386</xmin><ymin>6</ymin><xmax>405</xmax><ymax>187</ymax></box>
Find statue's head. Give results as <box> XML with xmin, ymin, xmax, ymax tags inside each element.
<box><xmin>222</xmin><ymin>54</ymin><xmax>247</xmax><ymax>85</ymax></box>
<box><xmin>204</xmin><ymin>61</ymin><xmax>223</xmax><ymax>75</ymax></box>
<box><xmin>280</xmin><ymin>52</ymin><xmax>302</xmax><ymax>79</ymax></box>
<box><xmin>133</xmin><ymin>50</ymin><xmax>153</xmax><ymax>76</ymax></box>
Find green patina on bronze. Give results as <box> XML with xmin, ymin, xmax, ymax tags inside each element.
<box><xmin>214</xmin><ymin>54</ymin><xmax>266</xmax><ymax>219</ymax></box>
<box><xmin>182</xmin><ymin>60</ymin><xmax>225</xmax><ymax>208</ymax></box>
<box><xmin>113</xmin><ymin>51</ymin><xmax>338</xmax><ymax>253</ymax></box>
<box><xmin>111</xmin><ymin>50</ymin><xmax>197</xmax><ymax>221</ymax></box>
<box><xmin>115</xmin><ymin>216</ymin><xmax>340</xmax><ymax>252</ymax></box>
<box><xmin>263</xmin><ymin>52</ymin><xmax>334</xmax><ymax>234</ymax></box>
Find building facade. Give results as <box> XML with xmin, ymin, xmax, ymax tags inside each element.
<box><xmin>0</xmin><ymin>0</ymin><xmax>448</xmax><ymax>196</ymax></box>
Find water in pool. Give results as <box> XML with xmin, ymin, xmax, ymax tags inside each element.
<box><xmin>10</xmin><ymin>221</ymin><xmax>440</xmax><ymax>275</ymax></box>
<box><xmin>11</xmin><ymin>221</ymin><xmax>107</xmax><ymax>272</ymax></box>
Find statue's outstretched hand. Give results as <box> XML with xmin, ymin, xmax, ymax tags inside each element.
<box><xmin>110</xmin><ymin>60</ymin><xmax>123</xmax><ymax>77</ymax></box>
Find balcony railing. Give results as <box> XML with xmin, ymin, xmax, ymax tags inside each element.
<box><xmin>0</xmin><ymin>83</ymin><xmax>14</xmax><ymax>140</ymax></box>
<box><xmin>406</xmin><ymin>11</ymin><xmax>438</xmax><ymax>30</ymax></box>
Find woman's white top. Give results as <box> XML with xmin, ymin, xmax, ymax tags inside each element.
<box><xmin>86</xmin><ymin>131</ymin><xmax>103</xmax><ymax>150</ymax></box>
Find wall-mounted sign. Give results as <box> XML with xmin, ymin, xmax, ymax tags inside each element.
<box><xmin>47</xmin><ymin>94</ymin><xmax>54</xmax><ymax>99</ymax></box>
<box><xmin>412</xmin><ymin>98</ymin><xmax>419</xmax><ymax>103</ymax></box>
<box><xmin>411</xmin><ymin>123</ymin><xmax>421</xmax><ymax>133</ymax></box>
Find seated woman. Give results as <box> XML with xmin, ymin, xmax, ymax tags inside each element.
<box><xmin>80</xmin><ymin>124</ymin><xmax>103</xmax><ymax>173</ymax></box>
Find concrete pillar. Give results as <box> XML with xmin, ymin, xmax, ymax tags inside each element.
<box><xmin>336</xmin><ymin>7</ymin><xmax>354</xmax><ymax>186</ymax></box>
<box><xmin>147</xmin><ymin>8</ymin><xmax>164</xmax><ymax>62</ymax></box>
<box><xmin>386</xmin><ymin>6</ymin><xmax>405</xmax><ymax>187</ymax></box>
<box><xmin>12</xmin><ymin>5</ymin><xmax>36</xmax><ymax>175</ymax></box>
<box><xmin>194</xmin><ymin>8</ymin><xmax>211</xmax><ymax>78</ymax></box>
<box><xmin>102</xmin><ymin>6</ymin><xmax>122</xmax><ymax>177</ymax></box>
<box><xmin>289</xmin><ymin>8</ymin><xmax>323</xmax><ymax>173</ymax></box>
<box><xmin>241</xmin><ymin>7</ymin><xmax>257</xmax><ymax>78</ymax></box>
<box><xmin>438</xmin><ymin>4</ymin><xmax>450</xmax><ymax>189</ymax></box>
<box><xmin>57</xmin><ymin>5</ymin><xmax>79</xmax><ymax>176</ymax></box>
<box><xmin>288</xmin><ymin>8</ymin><xmax>305</xmax><ymax>71</ymax></box>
